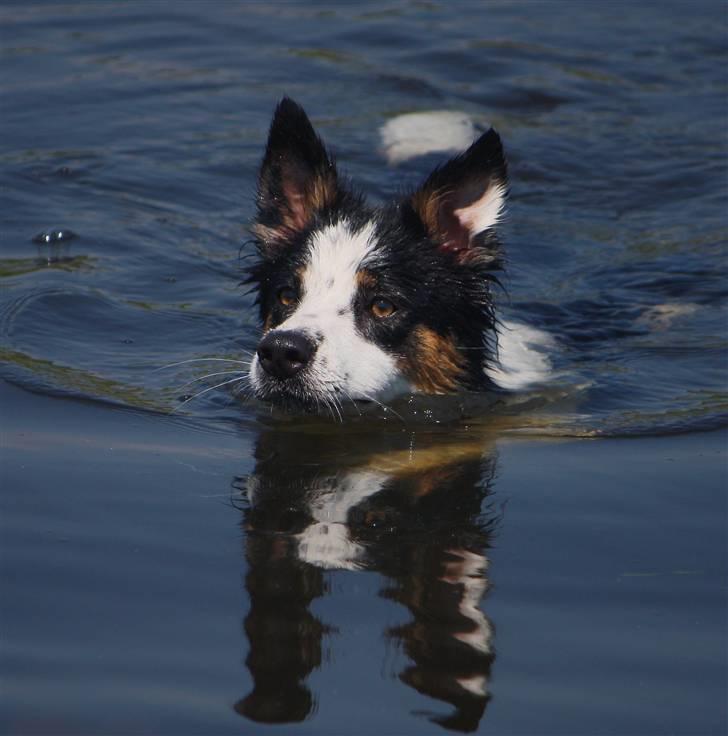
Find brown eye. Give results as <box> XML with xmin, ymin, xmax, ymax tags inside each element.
<box><xmin>370</xmin><ymin>297</ymin><xmax>396</xmax><ymax>319</ymax></box>
<box><xmin>277</xmin><ymin>287</ymin><xmax>296</xmax><ymax>307</ymax></box>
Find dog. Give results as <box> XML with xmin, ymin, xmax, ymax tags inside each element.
<box><xmin>246</xmin><ymin>98</ymin><xmax>551</xmax><ymax>414</ymax></box>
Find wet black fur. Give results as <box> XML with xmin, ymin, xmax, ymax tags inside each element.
<box><xmin>247</xmin><ymin>97</ymin><xmax>508</xmax><ymax>395</ymax></box>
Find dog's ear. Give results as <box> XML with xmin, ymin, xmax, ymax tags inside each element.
<box><xmin>254</xmin><ymin>98</ymin><xmax>339</xmax><ymax>250</ymax></box>
<box><xmin>409</xmin><ymin>128</ymin><xmax>507</xmax><ymax>263</ymax></box>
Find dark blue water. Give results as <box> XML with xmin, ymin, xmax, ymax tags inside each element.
<box><xmin>1</xmin><ymin>2</ymin><xmax>726</xmax><ymax>734</ymax></box>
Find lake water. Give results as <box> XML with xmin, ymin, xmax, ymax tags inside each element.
<box><xmin>1</xmin><ymin>1</ymin><xmax>726</xmax><ymax>734</ymax></box>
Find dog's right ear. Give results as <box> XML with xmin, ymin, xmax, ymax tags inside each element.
<box><xmin>253</xmin><ymin>98</ymin><xmax>339</xmax><ymax>252</ymax></box>
<box><xmin>409</xmin><ymin>128</ymin><xmax>508</xmax><ymax>265</ymax></box>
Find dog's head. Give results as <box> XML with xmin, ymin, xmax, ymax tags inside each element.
<box><xmin>247</xmin><ymin>98</ymin><xmax>507</xmax><ymax>411</ymax></box>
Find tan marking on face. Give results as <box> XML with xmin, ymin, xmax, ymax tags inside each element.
<box><xmin>261</xmin><ymin>265</ymin><xmax>306</xmax><ymax>333</ymax></box>
<box><xmin>355</xmin><ymin>269</ymin><xmax>377</xmax><ymax>290</ymax></box>
<box><xmin>397</xmin><ymin>325</ymin><xmax>466</xmax><ymax>394</ymax></box>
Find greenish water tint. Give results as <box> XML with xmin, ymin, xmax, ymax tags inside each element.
<box><xmin>0</xmin><ymin>255</ymin><xmax>92</xmax><ymax>278</ymax></box>
<box><xmin>0</xmin><ymin>347</ymin><xmax>166</xmax><ymax>412</ymax></box>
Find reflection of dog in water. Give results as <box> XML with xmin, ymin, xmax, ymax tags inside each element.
<box><xmin>233</xmin><ymin>428</ymin><xmax>500</xmax><ymax>732</ymax></box>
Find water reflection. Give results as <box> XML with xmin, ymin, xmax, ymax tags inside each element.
<box><xmin>235</xmin><ymin>425</ymin><xmax>500</xmax><ymax>731</ymax></box>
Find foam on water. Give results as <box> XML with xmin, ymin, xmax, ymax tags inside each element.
<box><xmin>380</xmin><ymin>111</ymin><xmax>479</xmax><ymax>164</ymax></box>
<box><xmin>488</xmin><ymin>320</ymin><xmax>556</xmax><ymax>390</ymax></box>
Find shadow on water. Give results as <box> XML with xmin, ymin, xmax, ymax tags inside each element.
<box><xmin>232</xmin><ymin>424</ymin><xmax>501</xmax><ymax>732</ymax></box>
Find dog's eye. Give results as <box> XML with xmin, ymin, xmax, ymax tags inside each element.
<box><xmin>370</xmin><ymin>297</ymin><xmax>396</xmax><ymax>319</ymax></box>
<box><xmin>277</xmin><ymin>287</ymin><xmax>297</xmax><ymax>307</ymax></box>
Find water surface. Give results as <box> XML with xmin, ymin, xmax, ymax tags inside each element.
<box><xmin>1</xmin><ymin>1</ymin><xmax>726</xmax><ymax>734</ymax></box>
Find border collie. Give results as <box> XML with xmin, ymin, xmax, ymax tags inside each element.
<box><xmin>247</xmin><ymin>98</ymin><xmax>550</xmax><ymax>413</ymax></box>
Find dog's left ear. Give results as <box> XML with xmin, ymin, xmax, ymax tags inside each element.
<box><xmin>253</xmin><ymin>98</ymin><xmax>339</xmax><ymax>251</ymax></box>
<box><xmin>409</xmin><ymin>128</ymin><xmax>507</xmax><ymax>262</ymax></box>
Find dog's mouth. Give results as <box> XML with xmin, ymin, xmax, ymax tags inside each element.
<box><xmin>253</xmin><ymin>372</ymin><xmax>376</xmax><ymax>416</ymax></box>
<box><xmin>255</xmin><ymin>382</ymin><xmax>317</xmax><ymax>411</ymax></box>
<box><xmin>253</xmin><ymin>376</ymin><xmax>334</xmax><ymax>412</ymax></box>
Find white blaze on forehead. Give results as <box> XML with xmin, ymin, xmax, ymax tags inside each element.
<box><xmin>300</xmin><ymin>219</ymin><xmax>378</xmax><ymax>308</ymax></box>
<box><xmin>259</xmin><ymin>219</ymin><xmax>409</xmax><ymax>400</ymax></box>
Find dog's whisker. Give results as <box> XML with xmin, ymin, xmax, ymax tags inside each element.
<box><xmin>347</xmin><ymin>389</ymin><xmax>402</xmax><ymax>422</ymax></box>
<box><xmin>233</xmin><ymin>380</ymin><xmax>252</xmax><ymax>397</ymax></box>
<box><xmin>322</xmin><ymin>394</ymin><xmax>341</xmax><ymax>423</ymax></box>
<box><xmin>155</xmin><ymin>357</ymin><xmax>253</xmax><ymax>372</ymax></box>
<box><xmin>240</xmin><ymin>391</ymin><xmax>256</xmax><ymax>406</ymax></box>
<box><xmin>229</xmin><ymin>373</ymin><xmax>252</xmax><ymax>397</ymax></box>
<box><xmin>338</xmin><ymin>387</ymin><xmax>363</xmax><ymax>417</ymax></box>
<box><xmin>170</xmin><ymin>375</ymin><xmax>249</xmax><ymax>415</ymax></box>
<box><xmin>319</xmin><ymin>394</ymin><xmax>333</xmax><ymax>421</ymax></box>
<box><xmin>330</xmin><ymin>394</ymin><xmax>345</xmax><ymax>423</ymax></box>
<box><xmin>225</xmin><ymin>378</ymin><xmax>254</xmax><ymax>408</ymax></box>
<box><xmin>237</xmin><ymin>382</ymin><xmax>255</xmax><ymax>403</ymax></box>
<box><xmin>175</xmin><ymin>370</ymin><xmax>250</xmax><ymax>392</ymax></box>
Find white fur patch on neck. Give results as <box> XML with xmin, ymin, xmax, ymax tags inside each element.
<box><xmin>454</xmin><ymin>182</ymin><xmax>507</xmax><ymax>236</ymax></box>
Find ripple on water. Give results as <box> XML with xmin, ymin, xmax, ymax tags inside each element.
<box><xmin>0</xmin><ymin>0</ymin><xmax>724</xmax><ymax>440</ymax></box>
<box><xmin>0</xmin><ymin>286</ymin><xmax>242</xmax><ymax>412</ymax></box>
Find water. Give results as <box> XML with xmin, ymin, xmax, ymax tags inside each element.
<box><xmin>1</xmin><ymin>1</ymin><xmax>726</xmax><ymax>733</ymax></box>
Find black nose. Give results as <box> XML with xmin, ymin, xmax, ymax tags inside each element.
<box><xmin>257</xmin><ymin>330</ymin><xmax>317</xmax><ymax>380</ymax></box>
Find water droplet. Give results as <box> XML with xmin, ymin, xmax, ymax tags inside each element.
<box><xmin>32</xmin><ymin>229</ymin><xmax>78</xmax><ymax>245</ymax></box>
